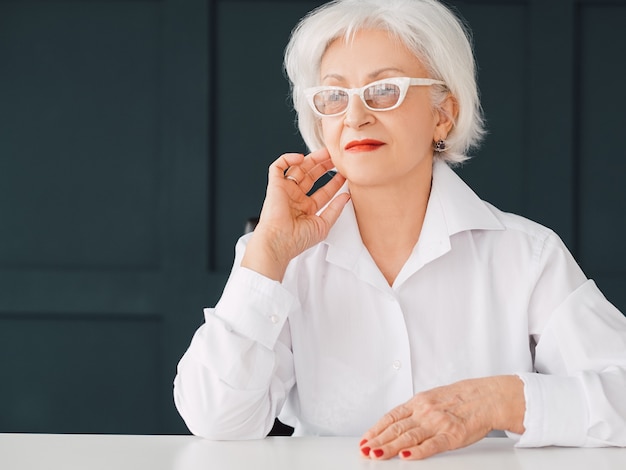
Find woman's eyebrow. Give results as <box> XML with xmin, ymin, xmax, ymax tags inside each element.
<box><xmin>320</xmin><ymin>73</ymin><xmax>345</xmax><ymax>82</ymax></box>
<box><xmin>321</xmin><ymin>67</ymin><xmax>405</xmax><ymax>83</ymax></box>
<box><xmin>367</xmin><ymin>67</ymin><xmax>405</xmax><ymax>79</ymax></box>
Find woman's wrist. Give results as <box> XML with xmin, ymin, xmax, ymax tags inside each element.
<box><xmin>492</xmin><ymin>375</ymin><xmax>526</xmax><ymax>434</ymax></box>
<box><xmin>241</xmin><ymin>230</ymin><xmax>292</xmax><ymax>282</ymax></box>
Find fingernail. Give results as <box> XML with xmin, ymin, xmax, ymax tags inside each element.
<box><xmin>361</xmin><ymin>446</ymin><xmax>371</xmax><ymax>457</ymax></box>
<box><xmin>359</xmin><ymin>439</ymin><xmax>368</xmax><ymax>446</ymax></box>
<box><xmin>372</xmin><ymin>449</ymin><xmax>384</xmax><ymax>458</ymax></box>
<box><xmin>401</xmin><ymin>450</ymin><xmax>412</xmax><ymax>458</ymax></box>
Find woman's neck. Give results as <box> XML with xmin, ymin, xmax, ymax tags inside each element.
<box><xmin>349</xmin><ymin>163</ymin><xmax>433</xmax><ymax>286</ymax></box>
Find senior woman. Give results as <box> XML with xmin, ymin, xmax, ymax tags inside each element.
<box><xmin>174</xmin><ymin>0</ymin><xmax>626</xmax><ymax>460</ymax></box>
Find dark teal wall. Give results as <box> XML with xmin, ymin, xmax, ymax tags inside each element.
<box><xmin>0</xmin><ymin>0</ymin><xmax>624</xmax><ymax>434</ymax></box>
<box><xmin>0</xmin><ymin>0</ymin><xmax>213</xmax><ymax>434</ymax></box>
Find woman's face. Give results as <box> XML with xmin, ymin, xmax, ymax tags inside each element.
<box><xmin>319</xmin><ymin>29</ymin><xmax>452</xmax><ymax>189</ymax></box>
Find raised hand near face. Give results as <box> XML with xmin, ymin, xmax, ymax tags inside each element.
<box><xmin>241</xmin><ymin>148</ymin><xmax>350</xmax><ymax>282</ymax></box>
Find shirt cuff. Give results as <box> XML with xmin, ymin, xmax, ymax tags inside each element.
<box><xmin>515</xmin><ymin>372</ymin><xmax>588</xmax><ymax>447</ymax></box>
<box><xmin>210</xmin><ymin>267</ymin><xmax>297</xmax><ymax>350</ymax></box>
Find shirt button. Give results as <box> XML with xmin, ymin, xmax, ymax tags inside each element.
<box><xmin>392</xmin><ymin>360</ymin><xmax>402</xmax><ymax>370</ymax></box>
<box><xmin>269</xmin><ymin>314</ymin><xmax>279</xmax><ymax>324</ymax></box>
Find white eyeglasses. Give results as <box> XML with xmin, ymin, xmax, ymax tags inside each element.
<box><xmin>304</xmin><ymin>77</ymin><xmax>446</xmax><ymax>117</ymax></box>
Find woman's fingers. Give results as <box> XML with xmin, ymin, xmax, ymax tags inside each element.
<box><xmin>265</xmin><ymin>148</ymin><xmax>346</xmax><ymax>223</ymax></box>
<box><xmin>361</xmin><ymin>416</ymin><xmax>462</xmax><ymax>461</ymax></box>
<box><xmin>362</xmin><ymin>404</ymin><xmax>413</xmax><ymax>442</ymax></box>
<box><xmin>359</xmin><ymin>378</ymin><xmax>509</xmax><ymax>460</ymax></box>
<box><xmin>271</xmin><ymin>152</ymin><xmax>306</xmax><ymax>176</ymax></box>
<box><xmin>399</xmin><ymin>434</ymin><xmax>456</xmax><ymax>460</ymax></box>
<box><xmin>359</xmin><ymin>405</ymin><xmax>421</xmax><ymax>459</ymax></box>
<box><xmin>310</xmin><ymin>170</ymin><xmax>347</xmax><ymax>210</ymax></box>
<box><xmin>278</xmin><ymin>148</ymin><xmax>336</xmax><ymax>193</ymax></box>
<box><xmin>318</xmin><ymin>190</ymin><xmax>350</xmax><ymax>229</ymax></box>
<box><xmin>248</xmin><ymin>148</ymin><xmax>348</xmax><ymax>276</ymax></box>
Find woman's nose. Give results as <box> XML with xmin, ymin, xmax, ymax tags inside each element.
<box><xmin>343</xmin><ymin>95</ymin><xmax>374</xmax><ymax>129</ymax></box>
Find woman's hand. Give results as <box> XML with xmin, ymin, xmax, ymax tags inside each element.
<box><xmin>241</xmin><ymin>148</ymin><xmax>350</xmax><ymax>281</ymax></box>
<box><xmin>359</xmin><ymin>375</ymin><xmax>525</xmax><ymax>460</ymax></box>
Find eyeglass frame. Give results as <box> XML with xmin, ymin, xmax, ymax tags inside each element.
<box><xmin>303</xmin><ymin>77</ymin><xmax>447</xmax><ymax>117</ymax></box>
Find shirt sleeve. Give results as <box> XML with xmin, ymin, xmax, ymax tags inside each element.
<box><xmin>173</xmin><ymin>236</ymin><xmax>298</xmax><ymax>440</ymax></box>
<box><xmin>515</xmin><ymin>232</ymin><xmax>626</xmax><ymax>447</ymax></box>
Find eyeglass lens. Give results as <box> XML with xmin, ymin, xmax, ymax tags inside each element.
<box><xmin>313</xmin><ymin>82</ymin><xmax>401</xmax><ymax>115</ymax></box>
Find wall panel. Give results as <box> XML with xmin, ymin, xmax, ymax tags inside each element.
<box><xmin>577</xmin><ymin>3</ymin><xmax>626</xmax><ymax>310</ymax></box>
<box><xmin>0</xmin><ymin>0</ymin><xmax>211</xmax><ymax>434</ymax></box>
<box><xmin>0</xmin><ymin>1</ymin><xmax>161</xmax><ymax>269</ymax></box>
<box><xmin>454</xmin><ymin>3</ymin><xmax>528</xmax><ymax>215</ymax></box>
<box><xmin>0</xmin><ymin>313</ymin><xmax>161</xmax><ymax>433</ymax></box>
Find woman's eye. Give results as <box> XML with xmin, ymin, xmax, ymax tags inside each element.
<box><xmin>328</xmin><ymin>91</ymin><xmax>345</xmax><ymax>101</ymax></box>
<box><xmin>371</xmin><ymin>84</ymin><xmax>398</xmax><ymax>96</ymax></box>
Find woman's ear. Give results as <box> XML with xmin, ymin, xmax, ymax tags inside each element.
<box><xmin>434</xmin><ymin>94</ymin><xmax>459</xmax><ymax>139</ymax></box>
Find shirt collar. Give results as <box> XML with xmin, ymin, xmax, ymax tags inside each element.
<box><xmin>323</xmin><ymin>160</ymin><xmax>504</xmax><ymax>283</ymax></box>
<box><xmin>430</xmin><ymin>160</ymin><xmax>504</xmax><ymax>236</ymax></box>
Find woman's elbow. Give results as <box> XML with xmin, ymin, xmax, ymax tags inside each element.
<box><xmin>173</xmin><ymin>381</ymin><xmax>274</xmax><ymax>440</ymax></box>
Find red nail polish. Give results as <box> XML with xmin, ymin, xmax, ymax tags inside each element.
<box><xmin>401</xmin><ymin>450</ymin><xmax>412</xmax><ymax>458</ymax></box>
<box><xmin>361</xmin><ymin>446</ymin><xmax>371</xmax><ymax>457</ymax></box>
<box><xmin>373</xmin><ymin>449</ymin><xmax>384</xmax><ymax>458</ymax></box>
<box><xmin>359</xmin><ymin>439</ymin><xmax>368</xmax><ymax>446</ymax></box>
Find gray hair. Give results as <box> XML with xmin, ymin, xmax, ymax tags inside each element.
<box><xmin>284</xmin><ymin>0</ymin><xmax>485</xmax><ymax>164</ymax></box>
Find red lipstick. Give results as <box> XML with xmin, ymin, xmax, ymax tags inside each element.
<box><xmin>344</xmin><ymin>139</ymin><xmax>384</xmax><ymax>152</ymax></box>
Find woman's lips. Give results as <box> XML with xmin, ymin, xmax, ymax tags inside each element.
<box><xmin>344</xmin><ymin>139</ymin><xmax>385</xmax><ymax>152</ymax></box>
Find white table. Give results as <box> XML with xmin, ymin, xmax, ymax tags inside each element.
<box><xmin>1</xmin><ymin>434</ymin><xmax>625</xmax><ymax>469</ymax></box>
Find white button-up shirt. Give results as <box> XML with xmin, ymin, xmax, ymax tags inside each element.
<box><xmin>174</xmin><ymin>161</ymin><xmax>626</xmax><ymax>447</ymax></box>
